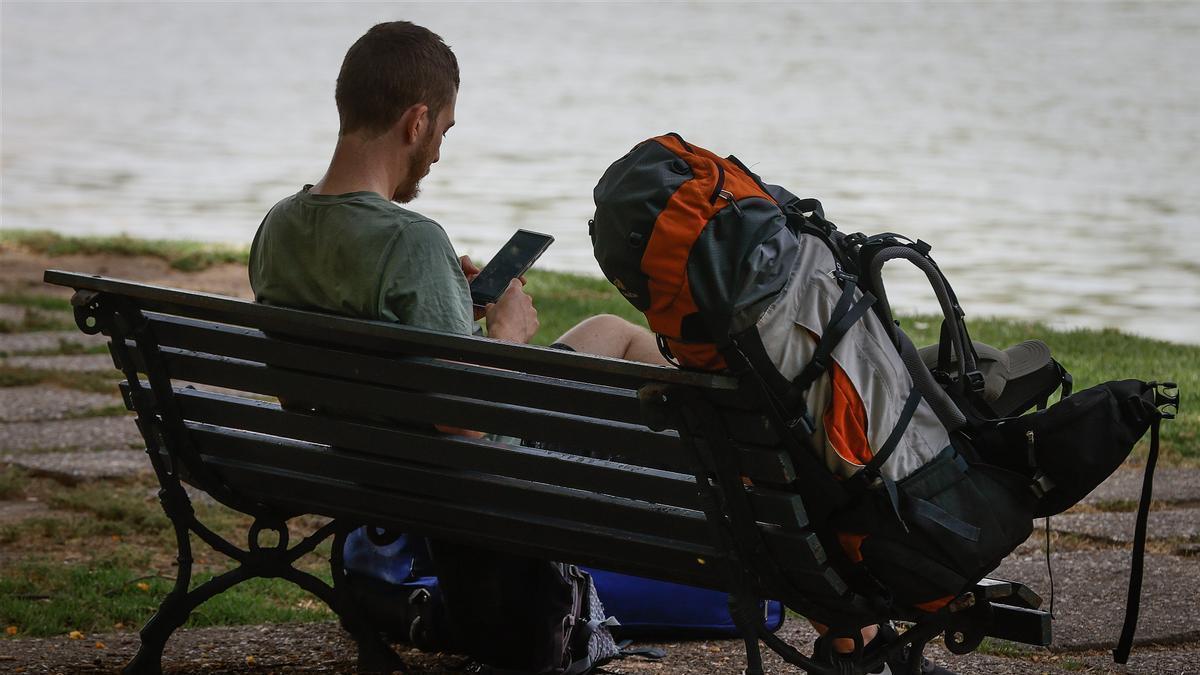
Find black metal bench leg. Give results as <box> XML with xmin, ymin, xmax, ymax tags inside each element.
<box><xmin>123</xmin><ymin>493</ymin><xmax>200</xmax><ymax>675</ymax></box>
<box><xmin>123</xmin><ymin>565</ymin><xmax>254</xmax><ymax>674</ymax></box>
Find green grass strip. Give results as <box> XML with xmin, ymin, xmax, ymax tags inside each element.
<box><xmin>1</xmin><ymin>230</ymin><xmax>249</xmax><ymax>272</ymax></box>
<box><xmin>0</xmin><ymin>552</ymin><xmax>332</xmax><ymax>638</ymax></box>
<box><xmin>0</xmin><ymin>365</ymin><xmax>120</xmax><ymax>393</ymax></box>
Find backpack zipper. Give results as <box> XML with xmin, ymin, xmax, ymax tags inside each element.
<box><xmin>708</xmin><ymin>163</ymin><xmax>726</xmax><ymax>204</ymax></box>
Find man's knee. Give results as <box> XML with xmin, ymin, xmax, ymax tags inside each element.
<box><xmin>557</xmin><ymin>314</ymin><xmax>644</xmax><ymax>356</ymax></box>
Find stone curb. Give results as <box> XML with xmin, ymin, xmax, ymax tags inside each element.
<box><xmin>1</xmin><ymin>449</ymin><xmax>150</xmax><ymax>483</ymax></box>
<box><xmin>1051</xmin><ymin>509</ymin><xmax>1200</xmax><ymax>544</ymax></box>
<box><xmin>0</xmin><ymin>353</ymin><xmax>116</xmax><ymax>372</ymax></box>
<box><xmin>0</xmin><ymin>386</ymin><xmax>122</xmax><ymax>423</ymax></box>
<box><xmin>0</xmin><ymin>329</ymin><xmax>105</xmax><ymax>355</ymax></box>
<box><xmin>1084</xmin><ymin>467</ymin><xmax>1200</xmax><ymax>505</ymax></box>
<box><xmin>1</xmin><ymin>416</ymin><xmax>142</xmax><ymax>454</ymax></box>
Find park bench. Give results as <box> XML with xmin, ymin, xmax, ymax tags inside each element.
<box><xmin>46</xmin><ymin>269</ymin><xmax>1052</xmax><ymax>675</ymax></box>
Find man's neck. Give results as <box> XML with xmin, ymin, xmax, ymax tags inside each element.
<box><xmin>311</xmin><ymin>134</ymin><xmax>407</xmax><ymax>199</ymax></box>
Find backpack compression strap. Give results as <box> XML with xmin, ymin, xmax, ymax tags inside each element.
<box><xmin>1112</xmin><ymin>414</ymin><xmax>1159</xmax><ymax>664</ymax></box>
<box><xmin>787</xmin><ymin>276</ymin><xmax>878</xmax><ymax>403</ymax></box>
<box><xmin>726</xmin><ymin>273</ymin><xmax>875</xmax><ymax>437</ymax></box>
<box><xmin>1114</xmin><ymin>381</ymin><xmax>1178</xmax><ymax>663</ymax></box>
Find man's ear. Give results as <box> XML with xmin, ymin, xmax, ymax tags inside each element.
<box><xmin>397</xmin><ymin>103</ymin><xmax>431</xmax><ymax>144</ymax></box>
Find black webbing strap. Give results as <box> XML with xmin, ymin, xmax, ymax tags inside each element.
<box><xmin>724</xmin><ymin>339</ymin><xmax>850</xmax><ymax>523</ymax></box>
<box><xmin>858</xmin><ymin>385</ymin><xmax>923</xmax><ymax>532</ymax></box>
<box><xmin>789</xmin><ymin>285</ymin><xmax>878</xmax><ymax>400</ymax></box>
<box><xmin>862</xmin><ymin>385</ymin><xmax>923</xmax><ymax>478</ymax></box>
<box><xmin>1113</xmin><ymin>415</ymin><xmax>1161</xmax><ymax>664</ymax></box>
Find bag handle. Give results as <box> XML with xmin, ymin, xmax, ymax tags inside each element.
<box><xmin>866</xmin><ymin>245</ymin><xmax>984</xmax><ymax>395</ymax></box>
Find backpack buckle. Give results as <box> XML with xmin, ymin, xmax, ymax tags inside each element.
<box><xmin>965</xmin><ymin>370</ymin><xmax>986</xmax><ymax>394</ymax></box>
<box><xmin>832</xmin><ymin>269</ymin><xmax>858</xmax><ymax>285</ymax></box>
<box><xmin>1151</xmin><ymin>381</ymin><xmax>1179</xmax><ymax>419</ymax></box>
<box><xmin>786</xmin><ymin>409</ymin><xmax>816</xmax><ymax>435</ymax></box>
<box><xmin>1030</xmin><ymin>471</ymin><xmax>1056</xmax><ymax>499</ymax></box>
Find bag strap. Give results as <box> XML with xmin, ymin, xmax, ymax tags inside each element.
<box><xmin>1112</xmin><ymin>414</ymin><xmax>1159</xmax><ymax>664</ymax></box>
<box><xmin>856</xmin><ymin>384</ymin><xmax>924</xmax><ymax>531</ymax></box>
<box><xmin>789</xmin><ymin>280</ymin><xmax>878</xmax><ymax>398</ymax></box>
<box><xmin>721</xmin><ymin>334</ymin><xmax>850</xmax><ymax>522</ymax></box>
<box><xmin>1113</xmin><ymin>379</ymin><xmax>1180</xmax><ymax>663</ymax></box>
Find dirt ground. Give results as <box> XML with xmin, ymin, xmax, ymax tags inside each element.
<box><xmin>2</xmin><ymin>242</ymin><xmax>254</xmax><ymax>300</ymax></box>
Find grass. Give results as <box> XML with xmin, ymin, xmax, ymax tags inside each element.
<box><xmin>0</xmin><ymin>310</ymin><xmax>77</xmax><ymax>334</ymax></box>
<box><xmin>0</xmin><ymin>466</ymin><xmax>27</xmax><ymax>500</ymax></box>
<box><xmin>0</xmin><ymin>293</ymin><xmax>74</xmax><ymax>313</ymax></box>
<box><xmin>0</xmin><ymin>365</ymin><xmax>121</xmax><ymax>393</ymax></box>
<box><xmin>0</xmin><ymin>293</ymin><xmax>78</xmax><ymax>334</ymax></box>
<box><xmin>0</xmin><ymin>552</ymin><xmax>333</xmax><ymax>638</ymax></box>
<box><xmin>522</xmin><ymin>268</ymin><xmax>650</xmax><ymax>345</ymax></box>
<box><xmin>0</xmin><ymin>474</ymin><xmax>335</xmax><ymax>637</ymax></box>
<box><xmin>1</xmin><ymin>229</ymin><xmax>249</xmax><ymax>272</ymax></box>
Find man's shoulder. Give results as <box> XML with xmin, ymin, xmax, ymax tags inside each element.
<box><xmin>263</xmin><ymin>188</ymin><xmax>440</xmax><ymax>233</ymax></box>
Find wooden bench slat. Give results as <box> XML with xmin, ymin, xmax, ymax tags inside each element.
<box><xmin>186</xmin><ymin>423</ymin><xmax>827</xmax><ymax>572</ymax></box>
<box><xmin>120</xmin><ymin>344</ymin><xmax>798</xmax><ymax>484</ymax></box>
<box><xmin>205</xmin><ymin>454</ymin><xmax>846</xmax><ymax>601</ymax></box>
<box><xmin>158</xmin><ymin>385</ymin><xmax>809</xmax><ymax>530</ymax></box>
<box><xmin>170</xmin><ymin>385</ymin><xmax>695</xmax><ymax>501</ymax></box>
<box><xmin>200</xmin><ymin>453</ymin><xmax>734</xmax><ymax>589</ymax></box>
<box><xmin>189</xmin><ymin>424</ymin><xmax>718</xmax><ymax>545</ymax></box>
<box><xmin>151</xmin><ymin>347</ymin><xmax>687</xmax><ymax>463</ymax></box>
<box><xmin>146</xmin><ymin>313</ymin><xmax>647</xmax><ymax>424</ymax></box>
<box><xmin>46</xmin><ymin>270</ymin><xmax>737</xmax><ymax>391</ymax></box>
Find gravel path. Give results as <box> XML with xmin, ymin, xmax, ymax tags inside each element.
<box><xmin>0</xmin><ymin>330</ymin><xmax>107</xmax><ymax>356</ymax></box>
<box><xmin>0</xmin><ymin>386</ymin><xmax>122</xmax><ymax>423</ymax></box>
<box><xmin>0</xmin><ymin>353</ymin><xmax>116</xmax><ymax>373</ymax></box>
<box><xmin>1</xmin><ymin>416</ymin><xmax>142</xmax><ymax>454</ymax></box>
<box><xmin>2</xmin><ymin>620</ymin><xmax>1195</xmax><ymax>674</ymax></box>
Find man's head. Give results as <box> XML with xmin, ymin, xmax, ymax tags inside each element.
<box><xmin>336</xmin><ymin>21</ymin><xmax>459</xmax><ymax>202</ymax></box>
<box><xmin>336</xmin><ymin>21</ymin><xmax>459</xmax><ymax>138</ymax></box>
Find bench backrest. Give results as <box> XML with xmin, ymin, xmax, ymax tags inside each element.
<box><xmin>46</xmin><ymin>269</ymin><xmax>863</xmax><ymax>622</ymax></box>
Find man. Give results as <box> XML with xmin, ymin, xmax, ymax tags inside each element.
<box><xmin>249</xmin><ymin>21</ymin><xmax>663</xmax><ymax>391</ymax></box>
<box><xmin>248</xmin><ymin>20</ymin><xmax>660</xmax><ymax>672</ymax></box>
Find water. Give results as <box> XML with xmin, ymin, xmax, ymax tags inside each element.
<box><xmin>3</xmin><ymin>2</ymin><xmax>1198</xmax><ymax>344</ymax></box>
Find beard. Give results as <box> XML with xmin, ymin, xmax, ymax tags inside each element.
<box><xmin>392</xmin><ymin>130</ymin><xmax>438</xmax><ymax>203</ymax></box>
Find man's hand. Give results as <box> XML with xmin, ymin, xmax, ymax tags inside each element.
<box><xmin>485</xmin><ymin>278</ymin><xmax>538</xmax><ymax>343</ymax></box>
<box><xmin>459</xmin><ymin>255</ymin><xmax>480</xmax><ymax>282</ymax></box>
<box><xmin>460</xmin><ymin>255</ymin><xmax>488</xmax><ymax>321</ymax></box>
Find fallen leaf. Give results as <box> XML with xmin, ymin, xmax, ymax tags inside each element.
<box><xmin>113</xmin><ymin>622</ymin><xmax>125</xmax><ymax>630</ymax></box>
<box><xmin>5</xmin><ymin>626</ymin><xmax>17</xmax><ymax>636</ymax></box>
<box><xmin>94</xmin><ymin>641</ymin><xmax>106</xmax><ymax>649</ymax></box>
<box><xmin>68</xmin><ymin>631</ymin><xmax>84</xmax><ymax>640</ymax></box>
<box><xmin>246</xmin><ymin>655</ymin><xmax>256</xmax><ymax>665</ymax></box>
<box><xmin>136</xmin><ymin>582</ymin><xmax>150</xmax><ymax>592</ymax></box>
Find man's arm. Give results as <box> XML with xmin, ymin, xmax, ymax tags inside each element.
<box><xmin>434</xmin><ymin>278</ymin><xmax>538</xmax><ymax>438</ymax></box>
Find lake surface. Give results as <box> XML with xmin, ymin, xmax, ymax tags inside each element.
<box><xmin>3</xmin><ymin>2</ymin><xmax>1198</xmax><ymax>344</ymax></box>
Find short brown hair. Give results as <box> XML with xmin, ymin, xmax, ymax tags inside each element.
<box><xmin>335</xmin><ymin>22</ymin><xmax>459</xmax><ymax>137</ymax></box>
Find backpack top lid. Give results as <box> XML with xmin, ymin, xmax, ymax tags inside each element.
<box><xmin>591</xmin><ymin>133</ymin><xmax>800</xmax><ymax>365</ymax></box>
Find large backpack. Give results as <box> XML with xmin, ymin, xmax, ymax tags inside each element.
<box><xmin>590</xmin><ymin>133</ymin><xmax>1178</xmax><ymax>661</ymax></box>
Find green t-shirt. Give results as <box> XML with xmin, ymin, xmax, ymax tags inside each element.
<box><xmin>248</xmin><ymin>185</ymin><xmax>474</xmax><ymax>336</ymax></box>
